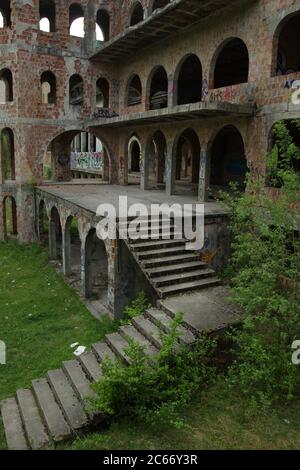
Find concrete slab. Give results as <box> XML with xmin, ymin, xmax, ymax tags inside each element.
<box><xmin>159</xmin><ymin>286</ymin><xmax>243</xmax><ymax>334</ymax></box>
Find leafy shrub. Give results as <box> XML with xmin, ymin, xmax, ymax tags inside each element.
<box><xmin>220</xmin><ymin>122</ymin><xmax>300</xmax><ymax>410</ymax></box>
<box><xmin>122</xmin><ymin>291</ymin><xmax>151</xmax><ymax>324</ymax></box>
<box><xmin>91</xmin><ymin>314</ymin><xmax>217</xmax><ymax>428</ymax></box>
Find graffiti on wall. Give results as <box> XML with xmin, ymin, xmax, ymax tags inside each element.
<box><xmin>71</xmin><ymin>152</ymin><xmax>103</xmax><ymax>172</ymax></box>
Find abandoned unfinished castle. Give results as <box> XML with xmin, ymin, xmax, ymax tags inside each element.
<box><xmin>1</xmin><ymin>0</ymin><xmax>300</xmax><ymax>451</ymax></box>
<box><xmin>1</xmin><ymin>0</ymin><xmax>300</xmax><ymax>316</ymax></box>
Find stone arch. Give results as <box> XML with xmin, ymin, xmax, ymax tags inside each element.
<box><xmin>3</xmin><ymin>195</ymin><xmax>17</xmax><ymax>240</ymax></box>
<box><xmin>211</xmin><ymin>38</ymin><xmax>249</xmax><ymax>88</ymax></box>
<box><xmin>129</xmin><ymin>2</ymin><xmax>144</xmax><ymax>26</ymax></box>
<box><xmin>96</xmin><ymin>8</ymin><xmax>110</xmax><ymax>41</ymax></box>
<box><xmin>146</xmin><ymin>129</ymin><xmax>167</xmax><ymax>188</ymax></box>
<box><xmin>150</xmin><ymin>0</ymin><xmax>170</xmax><ymax>14</ymax></box>
<box><xmin>174</xmin><ymin>53</ymin><xmax>203</xmax><ymax>105</ymax></box>
<box><xmin>41</xmin><ymin>71</ymin><xmax>56</xmax><ymax>104</ymax></box>
<box><xmin>126</xmin><ymin>74</ymin><xmax>142</xmax><ymax>107</ymax></box>
<box><xmin>209</xmin><ymin>125</ymin><xmax>248</xmax><ymax>195</ymax></box>
<box><xmin>147</xmin><ymin>65</ymin><xmax>168</xmax><ymax>110</ymax></box>
<box><xmin>63</xmin><ymin>214</ymin><xmax>81</xmax><ymax>277</ymax></box>
<box><xmin>49</xmin><ymin>205</ymin><xmax>62</xmax><ymax>260</ymax></box>
<box><xmin>0</xmin><ymin>68</ymin><xmax>13</xmax><ymax>103</ymax></box>
<box><xmin>83</xmin><ymin>227</ymin><xmax>109</xmax><ymax>304</ymax></box>
<box><xmin>272</xmin><ymin>10</ymin><xmax>300</xmax><ymax>76</ymax></box>
<box><xmin>1</xmin><ymin>128</ymin><xmax>15</xmax><ymax>181</ymax></box>
<box><xmin>96</xmin><ymin>77</ymin><xmax>110</xmax><ymax>108</ymax></box>
<box><xmin>128</xmin><ymin>134</ymin><xmax>142</xmax><ymax>174</ymax></box>
<box><xmin>173</xmin><ymin>128</ymin><xmax>201</xmax><ymax>195</ymax></box>
<box><xmin>69</xmin><ymin>3</ymin><xmax>85</xmax><ymax>37</ymax></box>
<box><xmin>0</xmin><ymin>1</ymin><xmax>11</xmax><ymax>28</ymax></box>
<box><xmin>39</xmin><ymin>0</ymin><xmax>56</xmax><ymax>32</ymax></box>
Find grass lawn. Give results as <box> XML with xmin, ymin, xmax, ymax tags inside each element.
<box><xmin>0</xmin><ymin>241</ymin><xmax>300</xmax><ymax>451</ymax></box>
<box><xmin>0</xmin><ymin>241</ymin><xmax>118</xmax><ymax>450</ymax></box>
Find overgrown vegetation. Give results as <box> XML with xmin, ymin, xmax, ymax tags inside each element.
<box><xmin>220</xmin><ymin>119</ymin><xmax>300</xmax><ymax>410</ymax></box>
<box><xmin>122</xmin><ymin>291</ymin><xmax>151</xmax><ymax>324</ymax></box>
<box><xmin>91</xmin><ymin>314</ymin><xmax>217</xmax><ymax>429</ymax></box>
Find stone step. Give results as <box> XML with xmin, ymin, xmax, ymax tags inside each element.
<box><xmin>0</xmin><ymin>398</ymin><xmax>29</xmax><ymax>450</ymax></box>
<box><xmin>146</xmin><ymin>260</ymin><xmax>207</xmax><ymax>277</ymax></box>
<box><xmin>132</xmin><ymin>239</ymin><xmax>187</xmax><ymax>251</ymax></box>
<box><xmin>137</xmin><ymin>246</ymin><xmax>188</xmax><ymax>260</ymax></box>
<box><xmin>141</xmin><ymin>253</ymin><xmax>200</xmax><ymax>268</ymax></box>
<box><xmin>16</xmin><ymin>389</ymin><xmax>50</xmax><ymax>450</ymax></box>
<box><xmin>78</xmin><ymin>352</ymin><xmax>102</xmax><ymax>382</ymax></box>
<box><xmin>62</xmin><ymin>360</ymin><xmax>95</xmax><ymax>403</ymax></box>
<box><xmin>47</xmin><ymin>369</ymin><xmax>88</xmax><ymax>431</ymax></box>
<box><xmin>119</xmin><ymin>324</ymin><xmax>159</xmax><ymax>358</ymax></box>
<box><xmin>152</xmin><ymin>268</ymin><xmax>216</xmax><ymax>287</ymax></box>
<box><xmin>105</xmin><ymin>333</ymin><xmax>131</xmax><ymax>365</ymax></box>
<box><xmin>157</xmin><ymin>277</ymin><xmax>220</xmax><ymax>298</ymax></box>
<box><xmin>145</xmin><ymin>309</ymin><xmax>196</xmax><ymax>346</ymax></box>
<box><xmin>131</xmin><ymin>316</ymin><xmax>165</xmax><ymax>350</ymax></box>
<box><xmin>92</xmin><ymin>341</ymin><xmax>117</xmax><ymax>363</ymax></box>
<box><xmin>118</xmin><ymin>218</ymin><xmax>171</xmax><ymax>229</ymax></box>
<box><xmin>32</xmin><ymin>378</ymin><xmax>72</xmax><ymax>443</ymax></box>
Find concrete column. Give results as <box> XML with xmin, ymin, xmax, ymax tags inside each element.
<box><xmin>81</xmin><ymin>237</ymin><xmax>92</xmax><ymax>298</ymax></box>
<box><xmin>140</xmin><ymin>142</ymin><xmax>149</xmax><ymax>191</ymax></box>
<box><xmin>168</xmin><ymin>75</ymin><xmax>174</xmax><ymax>108</ymax></box>
<box><xmin>198</xmin><ymin>147</ymin><xmax>210</xmax><ymax>202</ymax></box>
<box><xmin>165</xmin><ymin>140</ymin><xmax>176</xmax><ymax>196</ymax></box>
<box><xmin>62</xmin><ymin>223</ymin><xmax>71</xmax><ymax>277</ymax></box>
<box><xmin>49</xmin><ymin>217</ymin><xmax>57</xmax><ymax>260</ymax></box>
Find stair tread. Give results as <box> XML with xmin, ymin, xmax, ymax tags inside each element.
<box><xmin>92</xmin><ymin>341</ymin><xmax>117</xmax><ymax>363</ymax></box>
<box><xmin>78</xmin><ymin>352</ymin><xmax>102</xmax><ymax>382</ymax></box>
<box><xmin>32</xmin><ymin>378</ymin><xmax>72</xmax><ymax>442</ymax></box>
<box><xmin>146</xmin><ymin>309</ymin><xmax>196</xmax><ymax>345</ymax></box>
<box><xmin>146</xmin><ymin>261</ymin><xmax>207</xmax><ymax>275</ymax></box>
<box><xmin>119</xmin><ymin>324</ymin><xmax>159</xmax><ymax>356</ymax></box>
<box><xmin>142</xmin><ymin>253</ymin><xmax>199</xmax><ymax>266</ymax></box>
<box><xmin>137</xmin><ymin>246</ymin><xmax>188</xmax><ymax>257</ymax></box>
<box><xmin>47</xmin><ymin>369</ymin><xmax>88</xmax><ymax>431</ymax></box>
<box><xmin>63</xmin><ymin>360</ymin><xmax>95</xmax><ymax>403</ymax></box>
<box><xmin>132</xmin><ymin>239</ymin><xmax>187</xmax><ymax>249</ymax></box>
<box><xmin>0</xmin><ymin>397</ymin><xmax>29</xmax><ymax>450</ymax></box>
<box><xmin>131</xmin><ymin>316</ymin><xmax>164</xmax><ymax>349</ymax></box>
<box><xmin>16</xmin><ymin>388</ymin><xmax>50</xmax><ymax>450</ymax></box>
<box><xmin>153</xmin><ymin>268</ymin><xmax>215</xmax><ymax>285</ymax></box>
<box><xmin>159</xmin><ymin>277</ymin><xmax>220</xmax><ymax>294</ymax></box>
<box><xmin>105</xmin><ymin>333</ymin><xmax>131</xmax><ymax>365</ymax></box>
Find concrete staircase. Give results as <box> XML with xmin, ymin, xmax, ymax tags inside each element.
<box><xmin>0</xmin><ymin>308</ymin><xmax>198</xmax><ymax>450</ymax></box>
<box><xmin>121</xmin><ymin>217</ymin><xmax>220</xmax><ymax>298</ymax></box>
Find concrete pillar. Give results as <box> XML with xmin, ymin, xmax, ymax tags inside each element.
<box><xmin>198</xmin><ymin>147</ymin><xmax>210</xmax><ymax>202</ymax></box>
<box><xmin>49</xmin><ymin>216</ymin><xmax>57</xmax><ymax>260</ymax></box>
<box><xmin>62</xmin><ymin>223</ymin><xmax>72</xmax><ymax>277</ymax></box>
<box><xmin>165</xmin><ymin>140</ymin><xmax>176</xmax><ymax>196</ymax></box>
<box><xmin>81</xmin><ymin>237</ymin><xmax>92</xmax><ymax>298</ymax></box>
<box><xmin>140</xmin><ymin>142</ymin><xmax>149</xmax><ymax>191</ymax></box>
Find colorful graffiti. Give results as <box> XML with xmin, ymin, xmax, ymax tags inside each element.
<box><xmin>71</xmin><ymin>152</ymin><xmax>103</xmax><ymax>172</ymax></box>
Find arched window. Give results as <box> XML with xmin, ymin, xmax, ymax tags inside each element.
<box><xmin>0</xmin><ymin>69</ymin><xmax>13</xmax><ymax>103</ymax></box>
<box><xmin>275</xmin><ymin>12</ymin><xmax>300</xmax><ymax>76</ymax></box>
<box><xmin>96</xmin><ymin>78</ymin><xmax>110</xmax><ymax>108</ymax></box>
<box><xmin>130</xmin><ymin>2</ymin><xmax>144</xmax><ymax>26</ymax></box>
<box><xmin>176</xmin><ymin>54</ymin><xmax>202</xmax><ymax>105</ymax></box>
<box><xmin>96</xmin><ymin>9</ymin><xmax>110</xmax><ymax>41</ymax></box>
<box><xmin>213</xmin><ymin>38</ymin><xmax>249</xmax><ymax>88</ymax></box>
<box><xmin>69</xmin><ymin>74</ymin><xmax>83</xmax><ymax>106</ymax></box>
<box><xmin>128</xmin><ymin>136</ymin><xmax>141</xmax><ymax>173</ymax></box>
<box><xmin>151</xmin><ymin>0</ymin><xmax>170</xmax><ymax>13</ymax></box>
<box><xmin>69</xmin><ymin>3</ymin><xmax>85</xmax><ymax>37</ymax></box>
<box><xmin>127</xmin><ymin>75</ymin><xmax>142</xmax><ymax>106</ymax></box>
<box><xmin>0</xmin><ymin>1</ymin><xmax>11</xmax><ymax>28</ymax></box>
<box><xmin>39</xmin><ymin>0</ymin><xmax>56</xmax><ymax>32</ymax></box>
<box><xmin>41</xmin><ymin>71</ymin><xmax>56</xmax><ymax>104</ymax></box>
<box><xmin>210</xmin><ymin>125</ymin><xmax>248</xmax><ymax>193</ymax></box>
<box><xmin>149</xmin><ymin>66</ymin><xmax>168</xmax><ymax>110</ymax></box>
<box><xmin>1</xmin><ymin>128</ymin><xmax>15</xmax><ymax>181</ymax></box>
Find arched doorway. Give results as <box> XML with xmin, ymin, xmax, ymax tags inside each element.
<box><xmin>1</xmin><ymin>128</ymin><xmax>15</xmax><ymax>181</ymax></box>
<box><xmin>83</xmin><ymin>228</ymin><xmax>108</xmax><ymax>306</ymax></box>
<box><xmin>213</xmin><ymin>38</ymin><xmax>249</xmax><ymax>88</ymax></box>
<box><xmin>128</xmin><ymin>136</ymin><xmax>141</xmax><ymax>185</ymax></box>
<box><xmin>49</xmin><ymin>206</ymin><xmax>62</xmax><ymax>260</ymax></box>
<box><xmin>38</xmin><ymin>200</ymin><xmax>48</xmax><ymax>245</ymax></box>
<box><xmin>63</xmin><ymin>215</ymin><xmax>81</xmax><ymax>280</ymax></box>
<box><xmin>3</xmin><ymin>196</ymin><xmax>17</xmax><ymax>240</ymax></box>
<box><xmin>174</xmin><ymin>128</ymin><xmax>201</xmax><ymax>195</ymax></box>
<box><xmin>176</xmin><ymin>54</ymin><xmax>202</xmax><ymax>105</ymax></box>
<box><xmin>147</xmin><ymin>130</ymin><xmax>167</xmax><ymax>189</ymax></box>
<box><xmin>210</xmin><ymin>125</ymin><xmax>248</xmax><ymax>197</ymax></box>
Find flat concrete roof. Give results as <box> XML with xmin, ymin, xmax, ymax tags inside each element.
<box><xmin>37</xmin><ymin>183</ymin><xmax>227</xmax><ymax>218</ymax></box>
<box><xmin>90</xmin><ymin>0</ymin><xmax>255</xmax><ymax>63</ymax></box>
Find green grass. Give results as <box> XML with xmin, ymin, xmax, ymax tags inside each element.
<box><xmin>0</xmin><ymin>241</ymin><xmax>119</xmax><ymax>450</ymax></box>
<box><xmin>62</xmin><ymin>381</ymin><xmax>300</xmax><ymax>450</ymax></box>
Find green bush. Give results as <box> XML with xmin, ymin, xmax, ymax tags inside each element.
<box><xmin>91</xmin><ymin>314</ymin><xmax>217</xmax><ymax>429</ymax></box>
<box><xmin>122</xmin><ymin>291</ymin><xmax>151</xmax><ymax>324</ymax></box>
<box><xmin>220</xmin><ymin>122</ymin><xmax>300</xmax><ymax>410</ymax></box>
